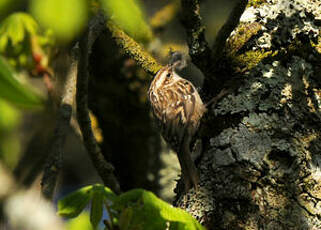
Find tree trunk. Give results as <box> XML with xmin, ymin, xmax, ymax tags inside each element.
<box><xmin>175</xmin><ymin>1</ymin><xmax>321</xmax><ymax>229</ymax></box>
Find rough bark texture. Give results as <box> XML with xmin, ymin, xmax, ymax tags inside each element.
<box><xmin>175</xmin><ymin>1</ymin><xmax>321</xmax><ymax>229</ymax></box>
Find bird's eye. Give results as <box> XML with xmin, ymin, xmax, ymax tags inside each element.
<box><xmin>166</xmin><ymin>73</ymin><xmax>171</xmax><ymax>78</ymax></box>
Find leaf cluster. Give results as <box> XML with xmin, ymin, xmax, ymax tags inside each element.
<box><xmin>0</xmin><ymin>57</ymin><xmax>42</xmax><ymax>108</ymax></box>
<box><xmin>58</xmin><ymin>184</ymin><xmax>205</xmax><ymax>230</ymax></box>
<box><xmin>0</xmin><ymin>0</ymin><xmax>153</xmax><ymax>109</ymax></box>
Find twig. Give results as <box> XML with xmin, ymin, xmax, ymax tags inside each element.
<box><xmin>104</xmin><ymin>202</ymin><xmax>115</xmax><ymax>230</ymax></box>
<box><xmin>180</xmin><ymin>0</ymin><xmax>224</xmax><ymax>100</ymax></box>
<box><xmin>181</xmin><ymin>0</ymin><xmax>213</xmax><ymax>76</ymax></box>
<box><xmin>150</xmin><ymin>0</ymin><xmax>180</xmax><ymax>31</ymax></box>
<box><xmin>212</xmin><ymin>0</ymin><xmax>248</xmax><ymax>66</ymax></box>
<box><xmin>41</xmin><ymin>54</ymin><xmax>77</xmax><ymax>200</ymax></box>
<box><xmin>76</xmin><ymin>15</ymin><xmax>121</xmax><ymax>194</ymax></box>
<box><xmin>107</xmin><ymin>20</ymin><xmax>162</xmax><ymax>76</ymax></box>
<box><xmin>181</xmin><ymin>0</ymin><xmax>248</xmax><ymax>99</ymax></box>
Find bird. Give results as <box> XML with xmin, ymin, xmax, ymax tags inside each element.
<box><xmin>148</xmin><ymin>56</ymin><xmax>207</xmax><ymax>191</ymax></box>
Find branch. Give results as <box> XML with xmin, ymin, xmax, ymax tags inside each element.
<box><xmin>212</xmin><ymin>0</ymin><xmax>248</xmax><ymax>66</ymax></box>
<box><xmin>41</xmin><ymin>54</ymin><xmax>77</xmax><ymax>200</ymax></box>
<box><xmin>107</xmin><ymin>21</ymin><xmax>162</xmax><ymax>76</ymax></box>
<box><xmin>76</xmin><ymin>15</ymin><xmax>121</xmax><ymax>194</ymax></box>
<box><xmin>181</xmin><ymin>0</ymin><xmax>213</xmax><ymax>76</ymax></box>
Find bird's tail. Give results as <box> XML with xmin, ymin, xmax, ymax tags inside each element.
<box><xmin>177</xmin><ymin>130</ymin><xmax>200</xmax><ymax>191</ymax></box>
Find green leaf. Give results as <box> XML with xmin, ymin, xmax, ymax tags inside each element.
<box><xmin>100</xmin><ymin>0</ymin><xmax>153</xmax><ymax>43</ymax></box>
<box><xmin>0</xmin><ymin>36</ymin><xmax>8</xmax><ymax>52</ymax></box>
<box><xmin>113</xmin><ymin>189</ymin><xmax>205</xmax><ymax>230</ymax></box>
<box><xmin>0</xmin><ymin>98</ymin><xmax>20</xmax><ymax>131</ymax></box>
<box><xmin>90</xmin><ymin>185</ymin><xmax>104</xmax><ymax>229</ymax></box>
<box><xmin>66</xmin><ymin>212</ymin><xmax>93</xmax><ymax>230</ymax></box>
<box><xmin>142</xmin><ymin>191</ymin><xmax>203</xmax><ymax>230</ymax></box>
<box><xmin>118</xmin><ymin>207</ymin><xmax>134</xmax><ymax>230</ymax></box>
<box><xmin>0</xmin><ymin>98</ymin><xmax>21</xmax><ymax>168</ymax></box>
<box><xmin>58</xmin><ymin>185</ymin><xmax>93</xmax><ymax>218</ymax></box>
<box><xmin>112</xmin><ymin>188</ymin><xmax>144</xmax><ymax>209</ymax></box>
<box><xmin>0</xmin><ymin>57</ymin><xmax>43</xmax><ymax>108</ymax></box>
<box><xmin>103</xmin><ymin>185</ymin><xmax>117</xmax><ymax>201</ymax></box>
<box><xmin>29</xmin><ymin>0</ymin><xmax>88</xmax><ymax>43</ymax></box>
<box><xmin>0</xmin><ymin>12</ymin><xmax>38</xmax><ymax>51</ymax></box>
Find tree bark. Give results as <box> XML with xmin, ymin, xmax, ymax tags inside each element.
<box><xmin>175</xmin><ymin>1</ymin><xmax>321</xmax><ymax>229</ymax></box>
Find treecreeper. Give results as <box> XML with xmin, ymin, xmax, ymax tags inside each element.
<box><xmin>148</xmin><ymin>55</ymin><xmax>206</xmax><ymax>191</ymax></box>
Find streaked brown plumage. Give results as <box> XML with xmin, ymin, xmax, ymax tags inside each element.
<box><xmin>148</xmin><ymin>63</ymin><xmax>206</xmax><ymax>190</ymax></box>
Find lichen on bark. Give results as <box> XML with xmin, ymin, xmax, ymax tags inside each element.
<box><xmin>175</xmin><ymin>1</ymin><xmax>321</xmax><ymax>229</ymax></box>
